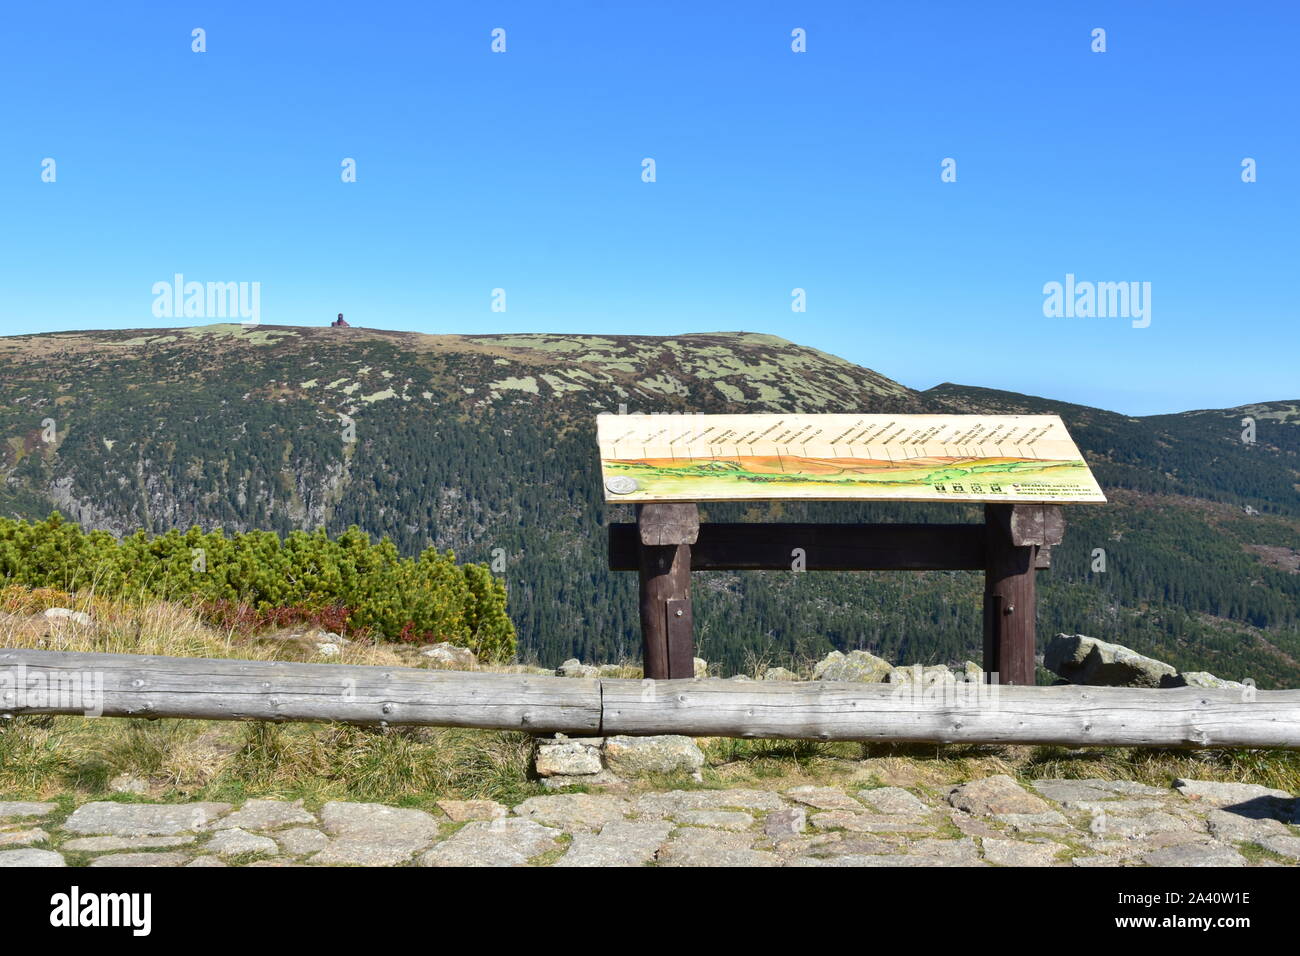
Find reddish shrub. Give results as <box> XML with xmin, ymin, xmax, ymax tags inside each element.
<box><xmin>197</xmin><ymin>599</ymin><xmax>359</xmax><ymax>637</ymax></box>
<box><xmin>396</xmin><ymin>620</ymin><xmax>438</xmax><ymax>644</ymax></box>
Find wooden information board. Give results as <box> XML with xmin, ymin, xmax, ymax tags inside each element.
<box><xmin>598</xmin><ymin>413</ymin><xmax>1105</xmax><ymax>504</ymax></box>
<box><xmin>602</xmin><ymin>412</ymin><xmax>1105</xmax><ymax>684</ymax></box>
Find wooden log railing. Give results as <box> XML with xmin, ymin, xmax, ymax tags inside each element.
<box><xmin>0</xmin><ymin>648</ymin><xmax>602</xmax><ymax>733</ymax></box>
<box><xmin>4</xmin><ymin>649</ymin><xmax>1299</xmax><ymax>749</ymax></box>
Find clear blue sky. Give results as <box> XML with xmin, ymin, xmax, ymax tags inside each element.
<box><xmin>1</xmin><ymin>1</ymin><xmax>1295</xmax><ymax>415</ymax></box>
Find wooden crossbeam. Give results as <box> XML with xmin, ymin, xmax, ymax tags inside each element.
<box><xmin>609</xmin><ymin>522</ymin><xmax>988</xmax><ymax>572</ymax></box>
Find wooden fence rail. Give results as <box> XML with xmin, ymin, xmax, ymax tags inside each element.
<box><xmin>3</xmin><ymin>648</ymin><xmax>1298</xmax><ymax>749</ymax></box>
<box><xmin>0</xmin><ymin>648</ymin><xmax>601</xmax><ymax>734</ymax></box>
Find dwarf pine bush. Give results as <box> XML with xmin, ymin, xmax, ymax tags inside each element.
<box><xmin>0</xmin><ymin>513</ymin><xmax>515</xmax><ymax>660</ymax></box>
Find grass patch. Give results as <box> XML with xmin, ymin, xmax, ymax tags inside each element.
<box><xmin>0</xmin><ymin>715</ymin><xmax>542</xmax><ymax>811</ymax></box>
<box><xmin>1238</xmin><ymin>841</ymin><xmax>1293</xmax><ymax>865</ymax></box>
<box><xmin>703</xmin><ymin>737</ymin><xmax>856</xmax><ymax>782</ymax></box>
<box><xmin>528</xmin><ymin>833</ymin><xmax>573</xmax><ymax>866</ymax></box>
<box><xmin>1021</xmin><ymin>746</ymin><xmax>1300</xmax><ymax>793</ymax></box>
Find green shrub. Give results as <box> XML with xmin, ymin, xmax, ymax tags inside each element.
<box><xmin>0</xmin><ymin>513</ymin><xmax>515</xmax><ymax>660</ymax></box>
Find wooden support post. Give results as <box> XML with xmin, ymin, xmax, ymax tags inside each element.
<box><xmin>983</xmin><ymin>504</ymin><xmax>1036</xmax><ymax>686</ymax></box>
<box><xmin>636</xmin><ymin>503</ymin><xmax>699</xmax><ymax>680</ymax></box>
<box><xmin>983</xmin><ymin>505</ymin><xmax>1065</xmax><ymax>686</ymax></box>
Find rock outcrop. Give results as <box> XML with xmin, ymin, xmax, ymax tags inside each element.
<box><xmin>812</xmin><ymin>649</ymin><xmax>893</xmax><ymax>682</ymax></box>
<box><xmin>1045</xmin><ymin>634</ymin><xmax>1177</xmax><ymax>687</ymax></box>
<box><xmin>419</xmin><ymin>642</ymin><xmax>477</xmax><ymax>669</ymax></box>
<box><xmin>1044</xmin><ymin>633</ymin><xmax>1246</xmax><ymax>690</ymax></box>
<box><xmin>533</xmin><ymin>734</ymin><xmax>705</xmax><ymax>787</ymax></box>
<box><xmin>555</xmin><ymin>658</ymin><xmax>599</xmax><ymax>678</ymax></box>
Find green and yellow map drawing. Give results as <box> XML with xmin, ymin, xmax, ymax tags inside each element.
<box><xmin>597</xmin><ymin>413</ymin><xmax>1106</xmax><ymax>503</ymax></box>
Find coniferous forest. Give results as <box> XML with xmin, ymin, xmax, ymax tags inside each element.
<box><xmin>0</xmin><ymin>324</ymin><xmax>1296</xmax><ymax>684</ymax></box>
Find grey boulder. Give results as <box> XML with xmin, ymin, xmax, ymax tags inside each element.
<box><xmin>1044</xmin><ymin>634</ymin><xmax>1177</xmax><ymax>687</ymax></box>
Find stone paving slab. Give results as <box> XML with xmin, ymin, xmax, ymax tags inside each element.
<box><xmin>512</xmin><ymin>793</ymin><xmax>632</xmax><ymax>831</ymax></box>
<box><xmin>950</xmin><ymin>776</ymin><xmax>1053</xmax><ymax>816</ymax></box>
<box><xmin>785</xmin><ymin>786</ymin><xmax>864</xmax><ymax>811</ymax></box>
<box><xmin>1174</xmin><ymin>779</ymin><xmax>1291</xmax><ymax>806</ymax></box>
<box><xmin>994</xmin><ymin>811</ymin><xmax>1070</xmax><ymax>830</ymax></box>
<box><xmin>420</xmin><ymin>819</ymin><xmax>562</xmax><ymax>867</ymax></box>
<box><xmin>634</xmin><ymin>788</ymin><xmax>787</xmax><ymax>816</ymax></box>
<box><xmin>63</xmin><ymin>802</ymin><xmax>231</xmax><ymax>836</ymax></box>
<box><xmin>1260</xmin><ymin>834</ymin><xmax>1300</xmax><ymax>860</ymax></box>
<box><xmin>63</xmin><ymin>835</ymin><xmax>196</xmax><ymax>852</ymax></box>
<box><xmin>674</xmin><ymin>810</ymin><xmax>754</xmax><ymax>830</ymax></box>
<box><xmin>555</xmin><ymin>820</ymin><xmax>673</xmax><ymax>867</ymax></box>
<box><xmin>207</xmin><ymin>827</ymin><xmax>279</xmax><ymax>857</ymax></box>
<box><xmin>810</xmin><ymin>810</ymin><xmax>931</xmax><ymax>833</ymax></box>
<box><xmin>657</xmin><ymin>828</ymin><xmax>779</xmax><ymax>867</ymax></box>
<box><xmin>0</xmin><ymin>827</ymin><xmax>50</xmax><ymax>848</ymax></box>
<box><xmin>1142</xmin><ymin>841</ymin><xmax>1247</xmax><ymax>867</ymax></box>
<box><xmin>87</xmin><ymin>851</ymin><xmax>190</xmax><ymax>867</ymax></box>
<box><xmin>311</xmin><ymin>802</ymin><xmax>441</xmax><ymax>866</ymax></box>
<box><xmin>437</xmin><ymin>799</ymin><xmax>507</xmax><ymax>822</ymax></box>
<box><xmin>764</xmin><ymin>807</ymin><xmax>807</xmax><ymax>836</ymax></box>
<box><xmin>0</xmin><ymin>848</ymin><xmax>65</xmax><ymax>866</ymax></box>
<box><xmin>0</xmin><ymin>802</ymin><xmax>57</xmax><ymax>821</ymax></box>
<box><xmin>982</xmin><ymin>837</ymin><xmax>1067</xmax><ymax>866</ymax></box>
<box><xmin>275</xmin><ymin>828</ymin><xmax>329</xmax><ymax>855</ymax></box>
<box><xmin>214</xmin><ymin>800</ymin><xmax>315</xmax><ymax>831</ymax></box>
<box><xmin>858</xmin><ymin>787</ymin><xmax>930</xmax><ymax>816</ymax></box>
<box><xmin>2</xmin><ymin>774</ymin><xmax>1296</xmax><ymax>867</ymax></box>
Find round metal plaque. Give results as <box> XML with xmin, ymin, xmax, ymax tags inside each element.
<box><xmin>605</xmin><ymin>476</ymin><xmax>639</xmax><ymax>495</ymax></box>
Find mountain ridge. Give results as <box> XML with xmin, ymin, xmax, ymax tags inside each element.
<box><xmin>9</xmin><ymin>322</ymin><xmax>1293</xmax><ymax>417</ymax></box>
<box><xmin>1</xmin><ymin>323</ymin><xmax>1296</xmax><ymax>684</ymax></box>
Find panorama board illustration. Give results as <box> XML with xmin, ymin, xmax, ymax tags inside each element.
<box><xmin>597</xmin><ymin>413</ymin><xmax>1107</xmax><ymax>503</ymax></box>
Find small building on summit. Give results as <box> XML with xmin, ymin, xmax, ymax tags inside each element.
<box><xmin>331</xmin><ymin>313</ymin><xmax>350</xmax><ymax>328</ymax></box>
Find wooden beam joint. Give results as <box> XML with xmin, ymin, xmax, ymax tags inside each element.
<box><xmin>636</xmin><ymin>504</ymin><xmax>698</xmax><ymax>679</ymax></box>
<box><xmin>636</xmin><ymin>502</ymin><xmax>700</xmax><ymax>546</ymax></box>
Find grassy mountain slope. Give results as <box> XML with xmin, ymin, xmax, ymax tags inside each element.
<box><xmin>1</xmin><ymin>324</ymin><xmax>1296</xmax><ymax>684</ymax></box>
